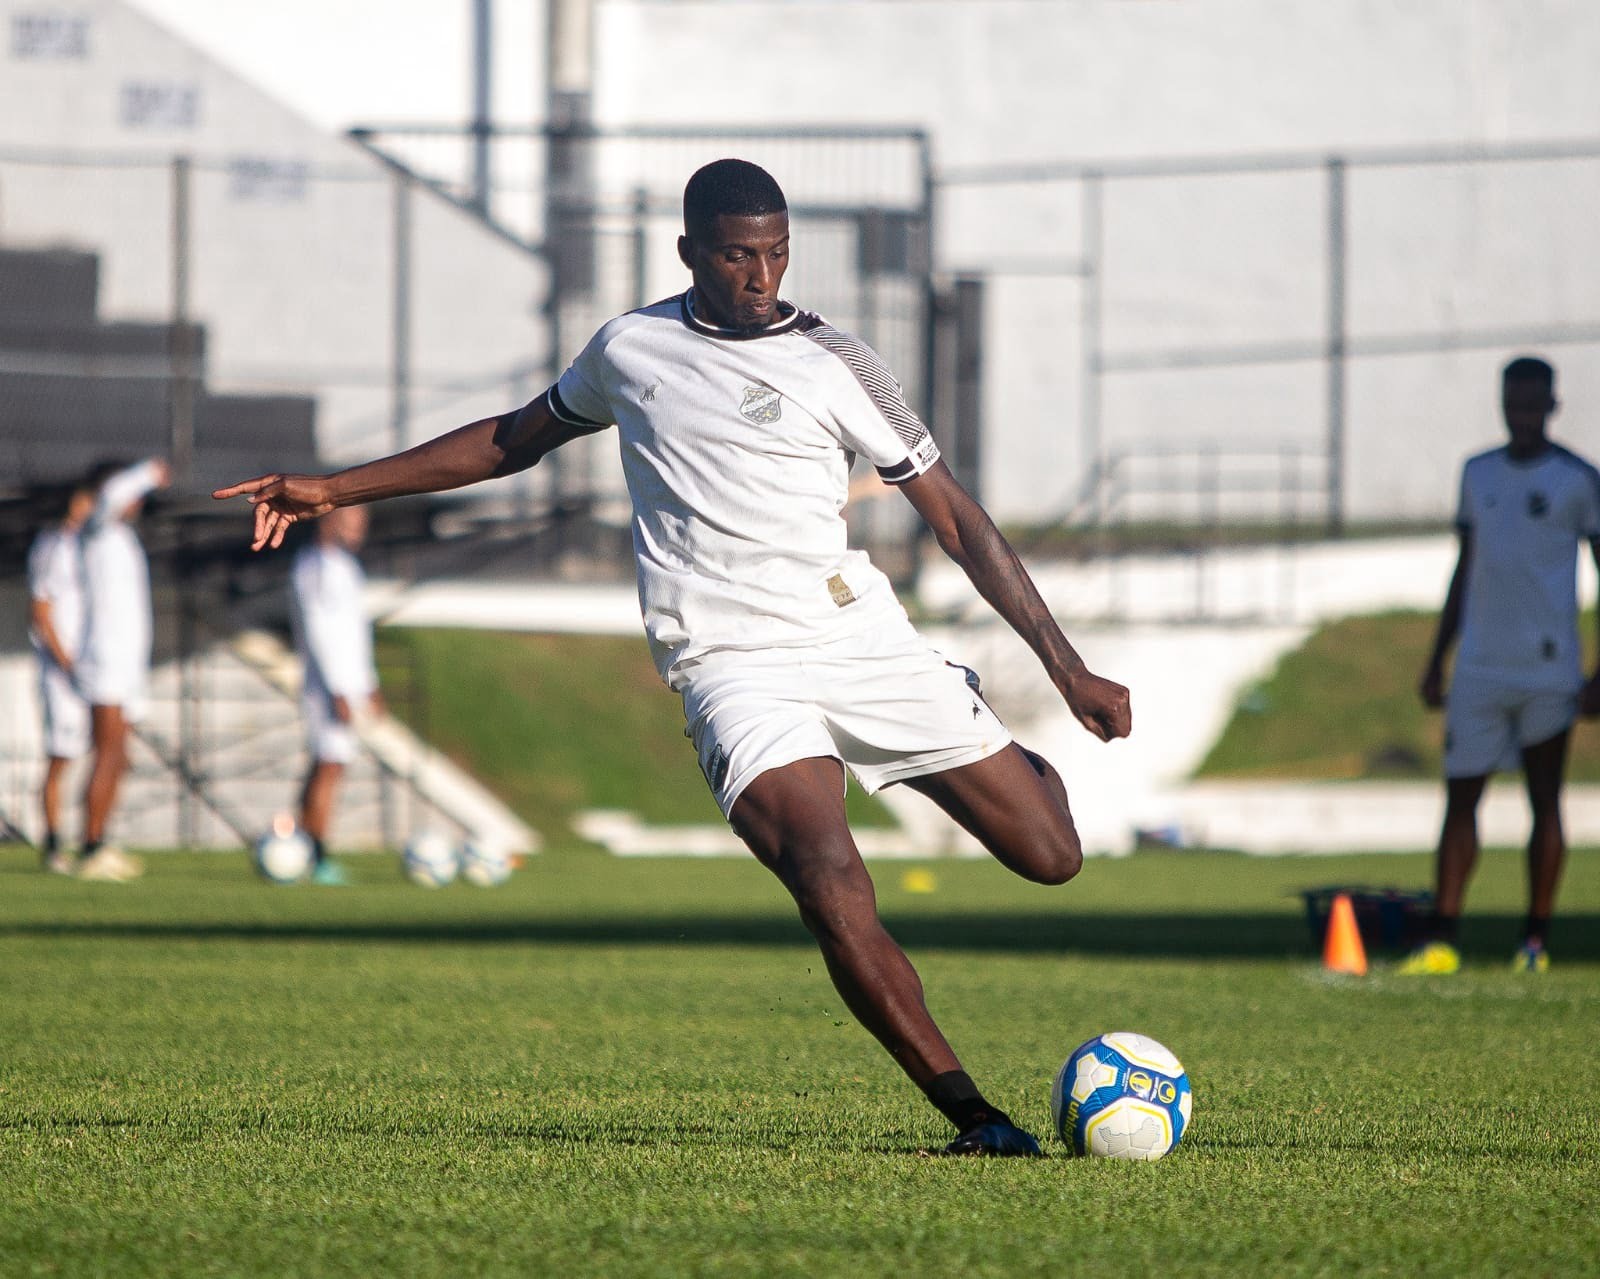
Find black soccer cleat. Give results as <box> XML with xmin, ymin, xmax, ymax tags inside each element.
<box><xmin>941</xmin><ymin>1121</ymin><xmax>1044</xmax><ymax>1158</ymax></box>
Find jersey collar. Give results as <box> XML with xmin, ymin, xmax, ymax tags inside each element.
<box><xmin>681</xmin><ymin>290</ymin><xmax>801</xmax><ymax>341</ymax></box>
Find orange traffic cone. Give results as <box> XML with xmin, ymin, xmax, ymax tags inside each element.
<box><xmin>1323</xmin><ymin>892</ymin><xmax>1368</xmax><ymax>975</ymax></box>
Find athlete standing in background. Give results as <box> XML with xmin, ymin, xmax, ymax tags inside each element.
<box><xmin>216</xmin><ymin>160</ymin><xmax>1131</xmax><ymax>1156</ymax></box>
<box><xmin>75</xmin><ymin>457</ymin><xmax>170</xmax><ymax>882</ymax></box>
<box><xmin>290</xmin><ymin>505</ymin><xmax>382</xmax><ymax>886</ymax></box>
<box><xmin>1409</xmin><ymin>356</ymin><xmax>1600</xmax><ymax>974</ymax></box>
<box><xmin>27</xmin><ymin>471</ymin><xmax>97</xmax><ymax>873</ymax></box>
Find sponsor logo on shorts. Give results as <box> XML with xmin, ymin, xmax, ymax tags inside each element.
<box><xmin>827</xmin><ymin>573</ymin><xmax>857</xmax><ymax>607</ymax></box>
<box><xmin>739</xmin><ymin>384</ymin><xmax>782</xmax><ymax>424</ymax></box>
<box><xmin>704</xmin><ymin>743</ymin><xmax>731</xmax><ymax>792</ymax></box>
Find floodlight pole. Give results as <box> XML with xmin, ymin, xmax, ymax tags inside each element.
<box><xmin>470</xmin><ymin>0</ymin><xmax>492</xmax><ymax>216</ymax></box>
<box><xmin>1325</xmin><ymin>156</ymin><xmax>1347</xmax><ymax>537</ymax></box>
<box><xmin>169</xmin><ymin>154</ymin><xmax>195</xmax><ymax>485</ymax></box>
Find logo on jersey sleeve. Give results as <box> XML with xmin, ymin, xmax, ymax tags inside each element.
<box><xmin>739</xmin><ymin>385</ymin><xmax>783</xmax><ymax>424</ymax></box>
<box><xmin>827</xmin><ymin>573</ymin><xmax>857</xmax><ymax>607</ymax></box>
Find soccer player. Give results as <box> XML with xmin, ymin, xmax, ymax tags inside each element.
<box><xmin>27</xmin><ymin>472</ymin><xmax>97</xmax><ymax>873</ymax></box>
<box><xmin>290</xmin><ymin>504</ymin><xmax>382</xmax><ymax>885</ymax></box>
<box><xmin>1408</xmin><ymin>356</ymin><xmax>1600</xmax><ymax>974</ymax></box>
<box><xmin>215</xmin><ymin>160</ymin><xmax>1131</xmax><ymax>1155</ymax></box>
<box><xmin>75</xmin><ymin>457</ymin><xmax>170</xmax><ymax>882</ymax></box>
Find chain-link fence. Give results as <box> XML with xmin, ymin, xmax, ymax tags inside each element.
<box><xmin>939</xmin><ymin>138</ymin><xmax>1600</xmax><ymax>531</ymax></box>
<box><xmin>0</xmin><ymin>144</ymin><xmax>548</xmax><ymax>504</ymax></box>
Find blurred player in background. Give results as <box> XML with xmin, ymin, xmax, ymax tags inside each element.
<box><xmin>290</xmin><ymin>505</ymin><xmax>381</xmax><ymax>886</ymax></box>
<box><xmin>216</xmin><ymin>159</ymin><xmax>1131</xmax><ymax>1157</ymax></box>
<box><xmin>75</xmin><ymin>457</ymin><xmax>170</xmax><ymax>882</ymax></box>
<box><xmin>1411</xmin><ymin>356</ymin><xmax>1600</xmax><ymax>974</ymax></box>
<box><xmin>27</xmin><ymin>471</ymin><xmax>97</xmax><ymax>873</ymax></box>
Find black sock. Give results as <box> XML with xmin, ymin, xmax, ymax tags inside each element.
<box><xmin>43</xmin><ymin>831</ymin><xmax>59</xmax><ymax>854</ymax></box>
<box><xmin>310</xmin><ymin>837</ymin><xmax>326</xmax><ymax>866</ymax></box>
<box><xmin>1524</xmin><ymin>915</ymin><xmax>1551</xmax><ymax>948</ymax></box>
<box><xmin>923</xmin><ymin>1070</ymin><xmax>1013</xmax><ymax>1132</ymax></box>
<box><xmin>82</xmin><ymin>839</ymin><xmax>102</xmax><ymax>858</ymax></box>
<box><xmin>1429</xmin><ymin>912</ymin><xmax>1459</xmax><ymax>946</ymax></box>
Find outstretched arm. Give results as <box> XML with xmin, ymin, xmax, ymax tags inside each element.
<box><xmin>212</xmin><ymin>391</ymin><xmax>602</xmax><ymax>550</ymax></box>
<box><xmin>900</xmin><ymin>462</ymin><xmax>1131</xmax><ymax>741</ymax></box>
<box><xmin>1420</xmin><ymin>530</ymin><xmax>1470</xmax><ymax>709</ymax></box>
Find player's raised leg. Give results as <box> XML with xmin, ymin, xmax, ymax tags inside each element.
<box><xmin>902</xmin><ymin>743</ymin><xmax>1082</xmax><ymax>885</ymax></box>
<box><xmin>1516</xmin><ymin>728</ymin><xmax>1569</xmax><ymax>970</ymax></box>
<box><xmin>729</xmin><ymin>756</ymin><xmax>1040</xmax><ymax>1156</ymax></box>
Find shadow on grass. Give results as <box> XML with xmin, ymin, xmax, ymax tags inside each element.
<box><xmin>3</xmin><ymin>912</ymin><xmax>1598</xmax><ymax>959</ymax></box>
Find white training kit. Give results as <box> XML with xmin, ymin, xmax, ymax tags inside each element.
<box><xmin>1446</xmin><ymin>443</ymin><xmax>1600</xmax><ymax>776</ymax></box>
<box><xmin>76</xmin><ymin>460</ymin><xmax>163</xmax><ymax>718</ymax></box>
<box><xmin>551</xmin><ymin>291</ymin><xmax>1010</xmax><ymax>813</ymax></box>
<box><xmin>290</xmin><ymin>542</ymin><xmax>377</xmax><ymax>764</ymax></box>
<box><xmin>28</xmin><ymin>524</ymin><xmax>90</xmax><ymax>759</ymax></box>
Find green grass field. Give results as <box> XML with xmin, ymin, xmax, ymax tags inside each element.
<box><xmin>1200</xmin><ymin>610</ymin><xmax>1600</xmax><ymax>780</ymax></box>
<box><xmin>4</xmin><ymin>844</ymin><xmax>1597</xmax><ymax>1277</ymax></box>
<box><xmin>375</xmin><ymin>629</ymin><xmax>893</xmax><ymax>837</ymax></box>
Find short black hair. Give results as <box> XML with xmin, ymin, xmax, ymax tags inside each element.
<box><xmin>683</xmin><ymin>159</ymin><xmax>787</xmax><ymax>243</ymax></box>
<box><xmin>1503</xmin><ymin>355</ymin><xmax>1555</xmax><ymax>392</ymax></box>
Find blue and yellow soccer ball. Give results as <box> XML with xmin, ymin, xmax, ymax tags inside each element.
<box><xmin>459</xmin><ymin>839</ymin><xmax>513</xmax><ymax>888</ymax></box>
<box><xmin>1052</xmin><ymin>1032</ymin><xmax>1192</xmax><ymax>1160</ymax></box>
<box><xmin>402</xmin><ymin>830</ymin><xmax>460</xmax><ymax>888</ymax></box>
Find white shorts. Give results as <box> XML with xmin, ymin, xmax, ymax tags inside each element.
<box><xmin>681</xmin><ymin>617</ymin><xmax>1013</xmax><ymax>818</ymax></box>
<box><xmin>1444</xmin><ymin>673</ymin><xmax>1578</xmax><ymax>778</ymax></box>
<box><xmin>76</xmin><ymin>657</ymin><xmax>147</xmax><ymax>723</ymax></box>
<box><xmin>303</xmin><ymin>691</ymin><xmax>359</xmax><ymax>765</ymax></box>
<box><xmin>38</xmin><ymin>663</ymin><xmax>90</xmax><ymax>760</ymax></box>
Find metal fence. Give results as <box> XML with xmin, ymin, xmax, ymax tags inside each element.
<box><xmin>0</xmin><ymin>143</ymin><xmax>548</xmax><ymax>504</ymax></box>
<box><xmin>938</xmin><ymin>137</ymin><xmax>1600</xmax><ymax>533</ymax></box>
<box><xmin>348</xmin><ymin>122</ymin><xmax>956</xmax><ymax>576</ymax></box>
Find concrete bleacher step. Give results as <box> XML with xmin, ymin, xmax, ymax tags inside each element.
<box><xmin>0</xmin><ymin>246</ymin><xmax>100</xmax><ymax>327</ymax></box>
<box><xmin>0</xmin><ymin>243</ymin><xmax>317</xmax><ymax>489</ymax></box>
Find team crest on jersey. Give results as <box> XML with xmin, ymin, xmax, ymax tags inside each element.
<box><xmin>739</xmin><ymin>384</ymin><xmax>782</xmax><ymax>424</ymax></box>
<box><xmin>1528</xmin><ymin>490</ymin><xmax>1549</xmax><ymax>518</ymax></box>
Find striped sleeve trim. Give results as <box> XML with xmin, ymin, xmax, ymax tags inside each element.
<box><xmin>549</xmin><ymin>383</ymin><xmax>608</xmax><ymax>428</ymax></box>
<box><xmin>801</xmin><ymin>323</ymin><xmax>933</xmax><ymax>453</ymax></box>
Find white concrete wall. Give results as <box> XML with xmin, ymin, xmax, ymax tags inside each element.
<box><xmin>594</xmin><ymin>0</ymin><xmax>1600</xmax><ymax>523</ymax></box>
<box><xmin>0</xmin><ymin>0</ymin><xmax>550</xmax><ymax>478</ymax></box>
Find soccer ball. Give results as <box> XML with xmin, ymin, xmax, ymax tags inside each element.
<box><xmin>402</xmin><ymin>830</ymin><xmax>459</xmax><ymax>887</ymax></box>
<box><xmin>1052</xmin><ymin>1032</ymin><xmax>1192</xmax><ymax>1160</ymax></box>
<box><xmin>459</xmin><ymin>839</ymin><xmax>513</xmax><ymax>887</ymax></box>
<box><xmin>253</xmin><ymin>818</ymin><xmax>314</xmax><ymax>885</ymax></box>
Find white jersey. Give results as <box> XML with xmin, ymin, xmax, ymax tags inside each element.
<box><xmin>290</xmin><ymin>543</ymin><xmax>376</xmax><ymax>701</ymax></box>
<box><xmin>77</xmin><ymin>461</ymin><xmax>162</xmax><ymax>707</ymax></box>
<box><xmin>1455</xmin><ymin>443</ymin><xmax>1600</xmax><ymax>689</ymax></box>
<box><xmin>27</xmin><ymin>525</ymin><xmax>86</xmax><ymax>666</ymax></box>
<box><xmin>552</xmin><ymin>291</ymin><xmax>942</xmax><ymax>683</ymax></box>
